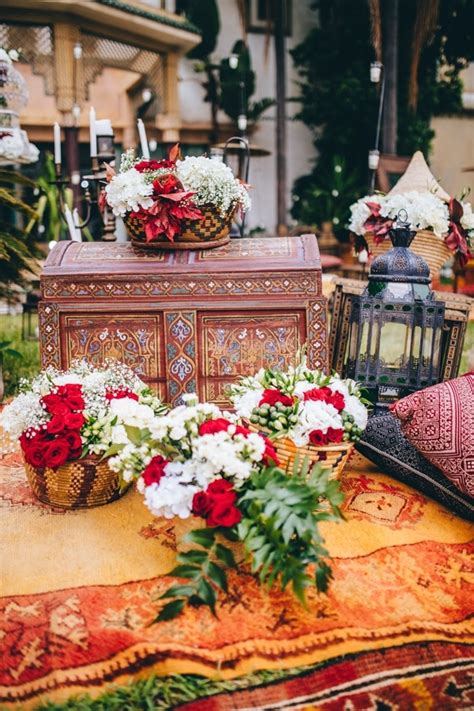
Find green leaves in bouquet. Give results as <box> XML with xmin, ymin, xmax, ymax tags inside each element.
<box><xmin>237</xmin><ymin>458</ymin><xmax>344</xmax><ymax>605</ymax></box>
<box><xmin>155</xmin><ymin>527</ymin><xmax>237</xmax><ymax>623</ymax></box>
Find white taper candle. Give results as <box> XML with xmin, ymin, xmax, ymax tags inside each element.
<box><xmin>137</xmin><ymin>118</ymin><xmax>150</xmax><ymax>159</ymax></box>
<box><xmin>89</xmin><ymin>106</ymin><xmax>97</xmax><ymax>157</ymax></box>
<box><xmin>53</xmin><ymin>122</ymin><xmax>61</xmax><ymax>165</ymax></box>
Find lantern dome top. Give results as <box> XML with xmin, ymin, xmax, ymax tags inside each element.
<box><xmin>368</xmin><ymin>224</ymin><xmax>431</xmax><ymax>286</ymax></box>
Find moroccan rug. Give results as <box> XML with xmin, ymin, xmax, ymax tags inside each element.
<box><xmin>0</xmin><ymin>451</ymin><xmax>473</xmax><ymax>709</ymax></box>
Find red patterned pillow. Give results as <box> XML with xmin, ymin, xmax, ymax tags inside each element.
<box><xmin>391</xmin><ymin>374</ymin><xmax>474</xmax><ymax>498</ymax></box>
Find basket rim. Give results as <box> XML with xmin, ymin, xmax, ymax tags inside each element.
<box><xmin>247</xmin><ymin>423</ymin><xmax>354</xmax><ymax>452</ymax></box>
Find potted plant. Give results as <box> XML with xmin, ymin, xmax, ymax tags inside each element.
<box><xmin>107</xmin><ymin>394</ymin><xmax>344</xmax><ymax>620</ymax></box>
<box><xmin>104</xmin><ymin>144</ymin><xmax>251</xmax><ymax>250</ymax></box>
<box><xmin>229</xmin><ymin>356</ymin><xmax>369</xmax><ymax>479</ymax></box>
<box><xmin>0</xmin><ymin>360</ymin><xmax>166</xmax><ymax>508</ymax></box>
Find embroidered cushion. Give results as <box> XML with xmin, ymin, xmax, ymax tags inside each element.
<box><xmin>356</xmin><ymin>413</ymin><xmax>474</xmax><ymax>520</ymax></box>
<box><xmin>390</xmin><ymin>374</ymin><xmax>474</xmax><ymax>498</ymax></box>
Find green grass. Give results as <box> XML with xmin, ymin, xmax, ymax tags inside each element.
<box><xmin>0</xmin><ymin>314</ymin><xmax>40</xmax><ymax>398</ymax></box>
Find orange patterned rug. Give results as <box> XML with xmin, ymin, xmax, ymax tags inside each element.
<box><xmin>0</xmin><ymin>451</ymin><xmax>473</xmax><ymax>709</ymax></box>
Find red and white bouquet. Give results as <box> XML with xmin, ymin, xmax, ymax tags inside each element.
<box><xmin>229</xmin><ymin>358</ymin><xmax>369</xmax><ymax>447</ymax></box>
<box><xmin>104</xmin><ymin>144</ymin><xmax>250</xmax><ymax>243</ymax></box>
<box><xmin>0</xmin><ymin>360</ymin><xmax>165</xmax><ymax>469</ymax></box>
<box><xmin>108</xmin><ymin>394</ymin><xmax>343</xmax><ymax>620</ymax></box>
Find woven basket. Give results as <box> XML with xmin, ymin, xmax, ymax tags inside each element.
<box><xmin>249</xmin><ymin>424</ymin><xmax>353</xmax><ymax>481</ymax></box>
<box><xmin>23</xmin><ymin>454</ymin><xmax>127</xmax><ymax>509</ymax></box>
<box><xmin>125</xmin><ymin>205</ymin><xmax>233</xmax><ymax>250</ymax></box>
<box><xmin>365</xmin><ymin>229</ymin><xmax>452</xmax><ymax>280</ymax></box>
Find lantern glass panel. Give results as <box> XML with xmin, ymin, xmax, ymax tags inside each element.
<box><xmin>359</xmin><ymin>322</ymin><xmax>370</xmax><ymax>363</ymax></box>
<box><xmin>410</xmin><ymin>325</ymin><xmax>422</xmax><ymax>379</ymax></box>
<box><xmin>379</xmin><ymin>321</ymin><xmax>410</xmax><ymax>368</ymax></box>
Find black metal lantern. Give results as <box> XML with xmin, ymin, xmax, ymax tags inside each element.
<box><xmin>346</xmin><ymin>214</ymin><xmax>446</xmax><ymax>411</ymax></box>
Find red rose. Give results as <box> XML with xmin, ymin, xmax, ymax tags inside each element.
<box><xmin>142</xmin><ymin>455</ymin><xmax>169</xmax><ymax>487</ymax></box>
<box><xmin>41</xmin><ymin>393</ymin><xmax>70</xmax><ymax>416</ymax></box>
<box><xmin>234</xmin><ymin>424</ymin><xmax>252</xmax><ymax>437</ymax></box>
<box><xmin>309</xmin><ymin>429</ymin><xmax>329</xmax><ymax>446</ymax></box>
<box><xmin>135</xmin><ymin>159</ymin><xmax>175</xmax><ymax>173</ymax></box>
<box><xmin>65</xmin><ymin>394</ymin><xmax>85</xmax><ymax>411</ymax></box>
<box><xmin>105</xmin><ymin>388</ymin><xmax>139</xmax><ymax>402</ymax></box>
<box><xmin>261</xmin><ymin>436</ymin><xmax>279</xmax><ymax>466</ymax></box>
<box><xmin>192</xmin><ymin>491</ymin><xmax>212</xmax><ymax>518</ymax></box>
<box><xmin>198</xmin><ymin>418</ymin><xmax>233</xmax><ymax>436</ymax></box>
<box><xmin>46</xmin><ymin>416</ymin><xmax>66</xmax><ymax>435</ymax></box>
<box><xmin>21</xmin><ymin>436</ymin><xmax>48</xmax><ymax>467</ymax></box>
<box><xmin>57</xmin><ymin>383</ymin><xmax>82</xmax><ymax>395</ymax></box>
<box><xmin>64</xmin><ymin>412</ymin><xmax>85</xmax><ymax>430</ymax></box>
<box><xmin>259</xmin><ymin>389</ymin><xmax>294</xmax><ymax>408</ymax></box>
<box><xmin>207</xmin><ymin>501</ymin><xmax>242</xmax><ymax>528</ymax></box>
<box><xmin>44</xmin><ymin>440</ymin><xmax>70</xmax><ymax>468</ymax></box>
<box><xmin>206</xmin><ymin>479</ymin><xmax>237</xmax><ymax>507</ymax></box>
<box><xmin>327</xmin><ymin>391</ymin><xmax>345</xmax><ymax>412</ymax></box>
<box><xmin>303</xmin><ymin>386</ymin><xmax>332</xmax><ymax>402</ymax></box>
<box><xmin>64</xmin><ymin>431</ymin><xmax>83</xmax><ymax>458</ymax></box>
<box><xmin>326</xmin><ymin>427</ymin><xmax>344</xmax><ymax>443</ymax></box>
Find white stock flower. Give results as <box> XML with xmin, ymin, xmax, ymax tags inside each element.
<box><xmin>143</xmin><ymin>477</ymin><xmax>199</xmax><ymax>519</ymax></box>
<box><xmin>380</xmin><ymin>191</ymin><xmax>449</xmax><ymax>237</ymax></box>
<box><xmin>105</xmin><ymin>169</ymin><xmax>154</xmax><ymax>216</ymax></box>
<box><xmin>344</xmin><ymin>395</ymin><xmax>368</xmax><ymax>430</ymax></box>
<box><xmin>233</xmin><ymin>388</ymin><xmax>264</xmax><ymax>418</ymax></box>
<box><xmin>109</xmin><ymin>397</ymin><xmax>156</xmax><ymax>428</ymax></box>
<box><xmin>289</xmin><ymin>400</ymin><xmax>342</xmax><ymax>447</ymax></box>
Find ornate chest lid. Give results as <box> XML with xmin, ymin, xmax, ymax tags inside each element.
<box><xmin>43</xmin><ymin>235</ymin><xmax>320</xmax><ymax>277</ymax></box>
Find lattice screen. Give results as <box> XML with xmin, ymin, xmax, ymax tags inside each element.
<box><xmin>0</xmin><ymin>23</ymin><xmax>55</xmax><ymax>95</ymax></box>
<box><xmin>81</xmin><ymin>34</ymin><xmax>164</xmax><ymax>101</ymax></box>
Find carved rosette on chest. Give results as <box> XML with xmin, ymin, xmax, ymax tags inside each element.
<box><xmin>39</xmin><ymin>236</ymin><xmax>327</xmax><ymax>406</ymax></box>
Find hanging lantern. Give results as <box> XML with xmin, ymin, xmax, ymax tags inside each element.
<box><xmin>0</xmin><ymin>48</ymin><xmax>39</xmax><ymax>165</ymax></box>
<box><xmin>345</xmin><ymin>212</ymin><xmax>446</xmax><ymax>412</ymax></box>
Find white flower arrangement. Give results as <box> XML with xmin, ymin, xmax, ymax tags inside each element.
<box><xmin>176</xmin><ymin>156</ymin><xmax>251</xmax><ymax>216</ymax></box>
<box><xmin>108</xmin><ymin>394</ymin><xmax>277</xmax><ymax>520</ymax></box>
<box><xmin>229</xmin><ymin>357</ymin><xmax>369</xmax><ymax>448</ymax></box>
<box><xmin>105</xmin><ymin>169</ymin><xmax>154</xmax><ymax>217</ymax></box>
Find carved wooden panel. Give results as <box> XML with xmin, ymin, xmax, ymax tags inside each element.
<box><xmin>164</xmin><ymin>311</ymin><xmax>197</xmax><ymax>405</ymax></box>
<box><xmin>198</xmin><ymin>311</ymin><xmax>306</xmax><ymax>406</ymax></box>
<box><xmin>61</xmin><ymin>314</ymin><xmax>166</xmax><ymax>398</ymax></box>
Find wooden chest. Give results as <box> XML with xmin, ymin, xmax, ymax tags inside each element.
<box><xmin>39</xmin><ymin>235</ymin><xmax>327</xmax><ymax>406</ymax></box>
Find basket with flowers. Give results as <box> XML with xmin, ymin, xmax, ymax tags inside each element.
<box><xmin>104</xmin><ymin>144</ymin><xmax>251</xmax><ymax>249</ymax></box>
<box><xmin>0</xmin><ymin>360</ymin><xmax>166</xmax><ymax>508</ymax></box>
<box><xmin>107</xmin><ymin>394</ymin><xmax>344</xmax><ymax>621</ymax></box>
<box><xmin>228</xmin><ymin>358</ymin><xmax>369</xmax><ymax>479</ymax></box>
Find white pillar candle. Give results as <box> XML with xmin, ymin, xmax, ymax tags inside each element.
<box><xmin>89</xmin><ymin>106</ymin><xmax>97</xmax><ymax>157</ymax></box>
<box><xmin>72</xmin><ymin>208</ymin><xmax>82</xmax><ymax>241</ymax></box>
<box><xmin>53</xmin><ymin>122</ymin><xmax>61</xmax><ymax>165</ymax></box>
<box><xmin>137</xmin><ymin>118</ymin><xmax>150</xmax><ymax>159</ymax></box>
<box><xmin>64</xmin><ymin>205</ymin><xmax>78</xmax><ymax>241</ymax></box>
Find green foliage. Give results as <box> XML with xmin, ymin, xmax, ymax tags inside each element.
<box><xmin>155</xmin><ymin>526</ymin><xmax>235</xmax><ymax>622</ymax></box>
<box><xmin>0</xmin><ymin>339</ymin><xmax>22</xmax><ymax>364</ymax></box>
<box><xmin>291</xmin><ymin>0</ymin><xmax>474</xmax><ymax>231</ymax></box>
<box><xmin>0</xmin><ymin>169</ymin><xmax>41</xmax><ymax>301</ymax></box>
<box><xmin>237</xmin><ymin>461</ymin><xmax>344</xmax><ymax>602</ymax></box>
<box><xmin>179</xmin><ymin>0</ymin><xmax>220</xmax><ymax>60</ymax></box>
<box><xmin>0</xmin><ymin>315</ymin><xmax>40</xmax><ymax>398</ymax></box>
<box><xmin>35</xmin><ymin>152</ymin><xmax>71</xmax><ymax>244</ymax></box>
<box><xmin>157</xmin><ymin>460</ymin><xmax>344</xmax><ymax>621</ymax></box>
<box><xmin>219</xmin><ymin>40</ymin><xmax>275</xmax><ymax>124</ymax></box>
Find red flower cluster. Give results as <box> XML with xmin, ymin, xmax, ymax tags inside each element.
<box><xmin>303</xmin><ymin>386</ymin><xmax>345</xmax><ymax>412</ymax></box>
<box><xmin>259</xmin><ymin>389</ymin><xmax>294</xmax><ymax>408</ymax></box>
<box><xmin>446</xmin><ymin>198</ymin><xmax>472</xmax><ymax>267</ymax></box>
<box><xmin>21</xmin><ymin>383</ymin><xmax>85</xmax><ymax>469</ymax></box>
<box><xmin>363</xmin><ymin>201</ymin><xmax>394</xmax><ymax>243</ymax></box>
<box><xmin>131</xmin><ymin>143</ymin><xmax>202</xmax><ymax>243</ymax></box>
<box><xmin>142</xmin><ymin>455</ymin><xmax>169</xmax><ymax>487</ymax></box>
<box><xmin>309</xmin><ymin>427</ymin><xmax>344</xmax><ymax>446</ymax></box>
<box><xmin>105</xmin><ymin>388</ymin><xmax>139</xmax><ymax>402</ymax></box>
<box><xmin>192</xmin><ymin>479</ymin><xmax>241</xmax><ymax>527</ymax></box>
<box><xmin>198</xmin><ymin>418</ymin><xmax>279</xmax><ymax>466</ymax></box>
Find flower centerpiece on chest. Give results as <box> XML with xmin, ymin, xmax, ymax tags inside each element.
<box><xmin>104</xmin><ymin>144</ymin><xmax>251</xmax><ymax>250</ymax></box>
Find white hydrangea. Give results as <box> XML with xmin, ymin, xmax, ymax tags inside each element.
<box><xmin>177</xmin><ymin>156</ymin><xmax>251</xmax><ymax>216</ymax></box>
<box><xmin>109</xmin><ymin>397</ymin><xmax>156</xmax><ymax>429</ymax></box>
<box><xmin>105</xmin><ymin>169</ymin><xmax>154</xmax><ymax>216</ymax></box>
<box><xmin>461</xmin><ymin>202</ymin><xmax>474</xmax><ymax>233</ymax></box>
<box><xmin>380</xmin><ymin>191</ymin><xmax>450</xmax><ymax>237</ymax></box>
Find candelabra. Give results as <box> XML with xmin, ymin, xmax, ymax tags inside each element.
<box><xmin>52</xmin><ymin>120</ymin><xmax>117</xmax><ymax>241</ymax></box>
